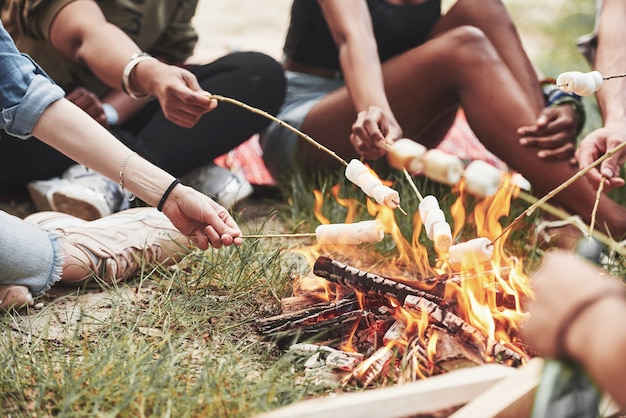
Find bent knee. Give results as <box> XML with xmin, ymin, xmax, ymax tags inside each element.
<box><xmin>442</xmin><ymin>26</ymin><xmax>500</xmax><ymax>64</ymax></box>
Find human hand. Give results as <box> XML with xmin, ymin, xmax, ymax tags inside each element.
<box><xmin>160</xmin><ymin>184</ymin><xmax>242</xmax><ymax>250</ymax></box>
<box><xmin>65</xmin><ymin>87</ymin><xmax>108</xmax><ymax>127</ymax></box>
<box><xmin>521</xmin><ymin>251</ymin><xmax>622</xmax><ymax>359</ymax></box>
<box><xmin>576</xmin><ymin>125</ymin><xmax>626</xmax><ymax>190</ymax></box>
<box><xmin>135</xmin><ymin>60</ymin><xmax>218</xmax><ymax>128</ymax></box>
<box><xmin>517</xmin><ymin>105</ymin><xmax>579</xmax><ymax>161</ymax></box>
<box><xmin>350</xmin><ymin>106</ymin><xmax>403</xmax><ymax>160</ymax></box>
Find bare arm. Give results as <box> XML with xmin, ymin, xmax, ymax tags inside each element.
<box><xmin>522</xmin><ymin>251</ymin><xmax>626</xmax><ymax>408</ymax></box>
<box><xmin>318</xmin><ymin>0</ymin><xmax>402</xmax><ymax>158</ymax></box>
<box><xmin>576</xmin><ymin>0</ymin><xmax>626</xmax><ymax>188</ymax></box>
<box><xmin>48</xmin><ymin>0</ymin><xmax>216</xmax><ymax>128</ymax></box>
<box><xmin>31</xmin><ymin>98</ymin><xmax>241</xmax><ymax>250</ymax></box>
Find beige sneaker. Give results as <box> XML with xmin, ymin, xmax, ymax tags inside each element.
<box><xmin>25</xmin><ymin>207</ymin><xmax>193</xmax><ymax>284</ymax></box>
<box><xmin>0</xmin><ymin>284</ymin><xmax>33</xmax><ymax>311</ymax></box>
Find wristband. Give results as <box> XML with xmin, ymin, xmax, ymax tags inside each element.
<box><xmin>541</xmin><ymin>81</ymin><xmax>586</xmax><ymax>134</ymax></box>
<box><xmin>102</xmin><ymin>103</ymin><xmax>119</xmax><ymax>126</ymax></box>
<box><xmin>157</xmin><ymin>179</ymin><xmax>182</xmax><ymax>211</ymax></box>
<box><xmin>554</xmin><ymin>291</ymin><xmax>626</xmax><ymax>359</ymax></box>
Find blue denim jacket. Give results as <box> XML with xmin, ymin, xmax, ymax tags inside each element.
<box><xmin>0</xmin><ymin>21</ymin><xmax>64</xmax><ymax>139</ymax></box>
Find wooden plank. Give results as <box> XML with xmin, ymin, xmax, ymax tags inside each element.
<box><xmin>450</xmin><ymin>358</ymin><xmax>622</xmax><ymax>418</ymax></box>
<box><xmin>256</xmin><ymin>364</ymin><xmax>515</xmax><ymax>418</ymax></box>
<box><xmin>449</xmin><ymin>357</ymin><xmax>543</xmax><ymax>418</ymax></box>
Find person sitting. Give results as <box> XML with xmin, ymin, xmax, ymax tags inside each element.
<box><xmin>261</xmin><ymin>0</ymin><xmax>626</xmax><ymax>240</ymax></box>
<box><xmin>0</xmin><ymin>0</ymin><xmax>286</xmax><ymax>219</ymax></box>
<box><xmin>0</xmin><ymin>20</ymin><xmax>241</xmax><ymax>311</ymax></box>
<box><xmin>576</xmin><ymin>0</ymin><xmax>626</xmax><ymax>191</ymax></box>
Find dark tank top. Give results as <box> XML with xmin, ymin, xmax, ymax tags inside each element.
<box><xmin>283</xmin><ymin>0</ymin><xmax>441</xmax><ymax>71</ymax></box>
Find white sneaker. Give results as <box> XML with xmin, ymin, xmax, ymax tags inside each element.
<box><xmin>181</xmin><ymin>163</ymin><xmax>253</xmax><ymax>208</ymax></box>
<box><xmin>27</xmin><ymin>165</ymin><xmax>130</xmax><ymax>221</ymax></box>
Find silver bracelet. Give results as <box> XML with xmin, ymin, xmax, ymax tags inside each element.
<box><xmin>121</xmin><ymin>52</ymin><xmax>155</xmax><ymax>100</ymax></box>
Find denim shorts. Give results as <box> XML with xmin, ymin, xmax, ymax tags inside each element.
<box><xmin>261</xmin><ymin>71</ymin><xmax>345</xmax><ymax>180</ymax></box>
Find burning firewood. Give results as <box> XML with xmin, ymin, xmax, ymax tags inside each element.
<box><xmin>313</xmin><ymin>256</ymin><xmax>446</xmax><ymax>305</ymax></box>
<box><xmin>313</xmin><ymin>256</ymin><xmax>526</xmax><ymax>367</ymax></box>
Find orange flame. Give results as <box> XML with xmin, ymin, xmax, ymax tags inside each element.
<box><xmin>292</xmin><ymin>165</ymin><xmax>531</xmax><ymax>376</ymax></box>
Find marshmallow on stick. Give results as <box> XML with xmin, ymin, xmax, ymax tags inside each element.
<box><xmin>345</xmin><ymin>159</ymin><xmax>400</xmax><ymax>209</ymax></box>
<box><xmin>421</xmin><ymin>149</ymin><xmax>465</xmax><ymax>186</ymax></box>
<box><xmin>448</xmin><ymin>237</ymin><xmax>494</xmax><ymax>267</ymax></box>
<box><xmin>418</xmin><ymin>194</ymin><xmax>452</xmax><ymax>253</ymax></box>
<box><xmin>315</xmin><ymin>220</ymin><xmax>384</xmax><ymax>245</ymax></box>
<box><xmin>387</xmin><ymin>138</ymin><xmax>427</xmax><ymax>173</ymax></box>
<box><xmin>556</xmin><ymin>71</ymin><xmax>603</xmax><ymax>97</ymax></box>
<box><xmin>463</xmin><ymin>160</ymin><xmax>503</xmax><ymax>198</ymax></box>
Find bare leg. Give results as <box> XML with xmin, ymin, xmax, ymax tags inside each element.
<box><xmin>301</xmin><ymin>27</ymin><xmax>626</xmax><ymax>238</ymax></box>
<box><xmin>431</xmin><ymin>0</ymin><xmax>544</xmax><ymax>110</ymax></box>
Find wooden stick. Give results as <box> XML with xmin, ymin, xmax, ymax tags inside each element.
<box><xmin>209</xmin><ymin>93</ymin><xmax>409</xmax><ymax>215</ymax></box>
<box><xmin>490</xmin><ymin>140</ymin><xmax>626</xmax><ymax>246</ymax></box>
<box><xmin>209</xmin><ymin>94</ymin><xmax>348</xmax><ymax>167</ymax></box>
<box><xmin>515</xmin><ymin>191</ymin><xmax>626</xmax><ymax>257</ymax></box>
<box><xmin>241</xmin><ymin>233</ymin><xmax>316</xmax><ymax>239</ymax></box>
<box><xmin>589</xmin><ymin>176</ymin><xmax>605</xmax><ymax>238</ymax></box>
<box><xmin>603</xmin><ymin>72</ymin><xmax>626</xmax><ymax>80</ymax></box>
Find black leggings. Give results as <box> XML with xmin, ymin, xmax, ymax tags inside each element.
<box><xmin>0</xmin><ymin>51</ymin><xmax>286</xmax><ymax>195</ymax></box>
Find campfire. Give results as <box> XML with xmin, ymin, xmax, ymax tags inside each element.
<box><xmin>256</xmin><ymin>172</ymin><xmax>533</xmax><ymax>387</ymax></box>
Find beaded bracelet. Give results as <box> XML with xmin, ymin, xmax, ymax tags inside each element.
<box><xmin>121</xmin><ymin>52</ymin><xmax>155</xmax><ymax>100</ymax></box>
<box><xmin>554</xmin><ymin>291</ymin><xmax>626</xmax><ymax>359</ymax></box>
<box><xmin>157</xmin><ymin>179</ymin><xmax>182</xmax><ymax>212</ymax></box>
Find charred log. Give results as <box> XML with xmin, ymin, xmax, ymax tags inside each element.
<box><xmin>313</xmin><ymin>257</ymin><xmax>444</xmax><ymax>305</ymax></box>
<box><xmin>403</xmin><ymin>295</ymin><xmax>525</xmax><ymax>367</ymax></box>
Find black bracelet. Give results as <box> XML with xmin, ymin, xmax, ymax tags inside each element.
<box><xmin>157</xmin><ymin>179</ymin><xmax>182</xmax><ymax>212</ymax></box>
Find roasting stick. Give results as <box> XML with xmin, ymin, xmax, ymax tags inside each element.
<box><xmin>378</xmin><ymin>141</ymin><xmax>424</xmax><ymax>202</ymax></box>
<box><xmin>515</xmin><ymin>190</ymin><xmax>625</xmax><ymax>257</ymax></box>
<box><xmin>489</xmin><ymin>140</ymin><xmax>626</xmax><ymax>246</ymax></box>
<box><xmin>588</xmin><ymin>176</ymin><xmax>605</xmax><ymax>238</ymax></box>
<box><xmin>603</xmin><ymin>72</ymin><xmax>626</xmax><ymax>80</ymax></box>
<box><xmin>209</xmin><ymin>94</ymin><xmax>346</xmax><ymax>166</ymax></box>
<box><xmin>241</xmin><ymin>233</ymin><xmax>316</xmax><ymax>239</ymax></box>
<box><xmin>208</xmin><ymin>94</ymin><xmax>408</xmax><ymax>215</ymax></box>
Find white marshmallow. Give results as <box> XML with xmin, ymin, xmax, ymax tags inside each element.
<box><xmin>387</xmin><ymin>138</ymin><xmax>427</xmax><ymax>173</ymax></box>
<box><xmin>422</xmin><ymin>149</ymin><xmax>464</xmax><ymax>185</ymax></box>
<box><xmin>345</xmin><ymin>159</ymin><xmax>370</xmax><ymax>184</ymax></box>
<box><xmin>510</xmin><ymin>173</ymin><xmax>531</xmax><ymax>191</ymax></box>
<box><xmin>345</xmin><ymin>159</ymin><xmax>401</xmax><ymax>209</ymax></box>
<box><xmin>432</xmin><ymin>221</ymin><xmax>452</xmax><ymax>254</ymax></box>
<box><xmin>556</xmin><ymin>71</ymin><xmax>603</xmax><ymax>96</ymax></box>
<box><xmin>418</xmin><ymin>195</ymin><xmax>440</xmax><ymax>224</ymax></box>
<box><xmin>315</xmin><ymin>220</ymin><xmax>384</xmax><ymax>245</ymax></box>
<box><xmin>356</xmin><ymin>172</ymin><xmax>381</xmax><ymax>195</ymax></box>
<box><xmin>448</xmin><ymin>237</ymin><xmax>494</xmax><ymax>266</ymax></box>
<box><xmin>463</xmin><ymin>160</ymin><xmax>503</xmax><ymax>198</ymax></box>
<box><xmin>370</xmin><ymin>185</ymin><xmax>400</xmax><ymax>208</ymax></box>
<box><xmin>424</xmin><ymin>208</ymin><xmax>446</xmax><ymax>240</ymax></box>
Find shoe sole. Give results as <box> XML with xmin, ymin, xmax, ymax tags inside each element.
<box><xmin>52</xmin><ymin>191</ymin><xmax>103</xmax><ymax>221</ymax></box>
<box><xmin>27</xmin><ymin>182</ymin><xmax>54</xmax><ymax>212</ymax></box>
